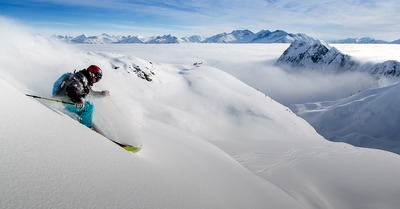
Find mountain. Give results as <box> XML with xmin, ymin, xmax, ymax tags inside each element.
<box><xmin>291</xmin><ymin>83</ymin><xmax>400</xmax><ymax>154</ymax></box>
<box><xmin>276</xmin><ymin>40</ymin><xmax>358</xmax><ymax>71</ymax></box>
<box><xmin>250</xmin><ymin>30</ymin><xmax>315</xmax><ymax>43</ymax></box>
<box><xmin>203</xmin><ymin>29</ymin><xmax>255</xmax><ymax>43</ymax></box>
<box><xmin>203</xmin><ymin>29</ymin><xmax>315</xmax><ymax>43</ymax></box>
<box><xmin>276</xmin><ymin>40</ymin><xmax>400</xmax><ymax>78</ymax></box>
<box><xmin>328</xmin><ymin>37</ymin><xmax>388</xmax><ymax>44</ymax></box>
<box><xmin>51</xmin><ymin>29</ymin><xmax>315</xmax><ymax>44</ymax></box>
<box><xmin>391</xmin><ymin>39</ymin><xmax>400</xmax><ymax>44</ymax></box>
<box><xmin>180</xmin><ymin>35</ymin><xmax>205</xmax><ymax>43</ymax></box>
<box><xmin>145</xmin><ymin>34</ymin><xmax>183</xmax><ymax>44</ymax></box>
<box><xmin>51</xmin><ymin>34</ymin><xmax>74</xmax><ymax>42</ymax></box>
<box><xmin>69</xmin><ymin>33</ymin><xmax>124</xmax><ymax>44</ymax></box>
<box><xmin>116</xmin><ymin>35</ymin><xmax>144</xmax><ymax>43</ymax></box>
<box><xmin>363</xmin><ymin>60</ymin><xmax>400</xmax><ymax>78</ymax></box>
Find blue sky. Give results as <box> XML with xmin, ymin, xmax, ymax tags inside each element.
<box><xmin>0</xmin><ymin>0</ymin><xmax>399</xmax><ymax>41</ymax></box>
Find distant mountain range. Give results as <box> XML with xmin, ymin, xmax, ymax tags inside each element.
<box><xmin>276</xmin><ymin>40</ymin><xmax>400</xmax><ymax>78</ymax></box>
<box><xmin>328</xmin><ymin>37</ymin><xmax>400</xmax><ymax>44</ymax></box>
<box><xmin>51</xmin><ymin>29</ymin><xmax>316</xmax><ymax>44</ymax></box>
<box><xmin>52</xmin><ymin>30</ymin><xmax>399</xmax><ymax>44</ymax></box>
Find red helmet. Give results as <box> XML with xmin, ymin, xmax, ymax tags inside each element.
<box><xmin>87</xmin><ymin>65</ymin><xmax>102</xmax><ymax>81</ymax></box>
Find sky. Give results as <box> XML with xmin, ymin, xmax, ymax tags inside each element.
<box><xmin>0</xmin><ymin>0</ymin><xmax>399</xmax><ymax>41</ymax></box>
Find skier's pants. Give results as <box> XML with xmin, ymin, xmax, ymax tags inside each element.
<box><xmin>65</xmin><ymin>101</ymin><xmax>94</xmax><ymax>127</ymax></box>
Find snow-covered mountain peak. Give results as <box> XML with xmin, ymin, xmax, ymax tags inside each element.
<box><xmin>276</xmin><ymin>39</ymin><xmax>358</xmax><ymax>71</ymax></box>
<box><xmin>146</xmin><ymin>34</ymin><xmax>182</xmax><ymax>44</ymax></box>
<box><xmin>250</xmin><ymin>30</ymin><xmax>315</xmax><ymax>43</ymax></box>
<box><xmin>276</xmin><ymin>40</ymin><xmax>400</xmax><ymax>77</ymax></box>
<box><xmin>231</xmin><ymin>29</ymin><xmax>254</xmax><ymax>37</ymax></box>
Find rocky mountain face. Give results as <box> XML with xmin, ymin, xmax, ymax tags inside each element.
<box><xmin>363</xmin><ymin>60</ymin><xmax>400</xmax><ymax>78</ymax></box>
<box><xmin>276</xmin><ymin>40</ymin><xmax>358</xmax><ymax>72</ymax></box>
<box><xmin>276</xmin><ymin>40</ymin><xmax>400</xmax><ymax>78</ymax></box>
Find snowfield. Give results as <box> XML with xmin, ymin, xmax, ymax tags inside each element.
<box><xmin>1</xmin><ymin>18</ymin><xmax>400</xmax><ymax>209</ymax></box>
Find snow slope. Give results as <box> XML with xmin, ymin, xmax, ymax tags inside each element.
<box><xmin>291</xmin><ymin>83</ymin><xmax>400</xmax><ymax>154</ymax></box>
<box><xmin>2</xmin><ymin>18</ymin><xmax>400</xmax><ymax>209</ymax></box>
<box><xmin>1</xmin><ymin>78</ymin><xmax>302</xmax><ymax>209</ymax></box>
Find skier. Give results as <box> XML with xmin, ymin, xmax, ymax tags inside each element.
<box><xmin>52</xmin><ymin>65</ymin><xmax>109</xmax><ymax>128</ymax></box>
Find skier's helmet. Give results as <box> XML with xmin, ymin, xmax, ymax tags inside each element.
<box><xmin>87</xmin><ymin>65</ymin><xmax>102</xmax><ymax>82</ymax></box>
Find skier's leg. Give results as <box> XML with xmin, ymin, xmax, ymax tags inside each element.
<box><xmin>65</xmin><ymin>103</ymin><xmax>82</xmax><ymax>121</ymax></box>
<box><xmin>79</xmin><ymin>101</ymin><xmax>94</xmax><ymax>127</ymax></box>
<box><xmin>65</xmin><ymin>101</ymin><xmax>94</xmax><ymax>127</ymax></box>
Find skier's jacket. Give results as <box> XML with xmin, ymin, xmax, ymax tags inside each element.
<box><xmin>53</xmin><ymin>69</ymin><xmax>93</xmax><ymax>103</ymax></box>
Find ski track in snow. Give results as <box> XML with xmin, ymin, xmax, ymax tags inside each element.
<box><xmin>295</xmin><ymin>93</ymin><xmax>380</xmax><ymax>114</ymax></box>
<box><xmin>234</xmin><ymin>145</ymin><xmax>361</xmax><ymax>174</ymax></box>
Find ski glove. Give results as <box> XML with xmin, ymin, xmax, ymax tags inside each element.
<box><xmin>101</xmin><ymin>90</ymin><xmax>110</xmax><ymax>96</ymax></box>
<box><xmin>75</xmin><ymin>102</ymin><xmax>84</xmax><ymax>109</ymax></box>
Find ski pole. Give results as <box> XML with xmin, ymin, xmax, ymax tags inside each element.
<box><xmin>26</xmin><ymin>94</ymin><xmax>74</xmax><ymax>105</ymax></box>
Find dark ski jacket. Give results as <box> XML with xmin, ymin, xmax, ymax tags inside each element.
<box><xmin>54</xmin><ymin>69</ymin><xmax>93</xmax><ymax>103</ymax></box>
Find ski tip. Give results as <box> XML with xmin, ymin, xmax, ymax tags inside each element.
<box><xmin>122</xmin><ymin>145</ymin><xmax>141</xmax><ymax>153</ymax></box>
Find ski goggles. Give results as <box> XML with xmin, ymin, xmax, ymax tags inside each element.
<box><xmin>91</xmin><ymin>72</ymin><xmax>102</xmax><ymax>82</ymax></box>
<box><xmin>94</xmin><ymin>73</ymin><xmax>102</xmax><ymax>81</ymax></box>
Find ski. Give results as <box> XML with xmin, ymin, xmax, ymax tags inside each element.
<box><xmin>110</xmin><ymin>139</ymin><xmax>141</xmax><ymax>153</ymax></box>
<box><xmin>91</xmin><ymin>123</ymin><xmax>141</xmax><ymax>153</ymax></box>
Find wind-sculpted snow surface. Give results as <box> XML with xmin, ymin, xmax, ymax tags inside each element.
<box><xmin>1</xmin><ymin>18</ymin><xmax>400</xmax><ymax>209</ymax></box>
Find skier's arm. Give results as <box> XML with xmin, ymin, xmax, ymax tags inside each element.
<box><xmin>90</xmin><ymin>89</ymin><xmax>110</xmax><ymax>97</ymax></box>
